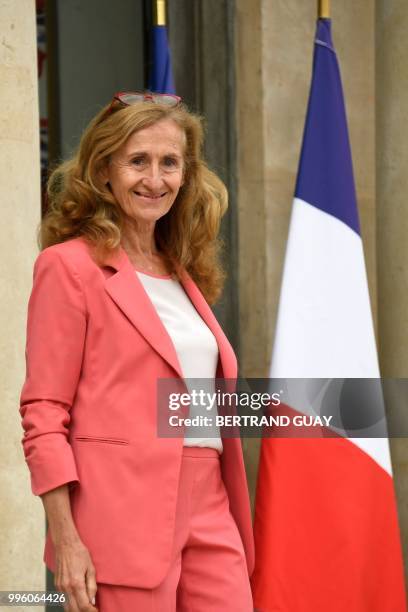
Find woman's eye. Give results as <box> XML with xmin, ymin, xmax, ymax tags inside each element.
<box><xmin>163</xmin><ymin>157</ymin><xmax>179</xmax><ymax>168</ymax></box>
<box><xmin>131</xmin><ymin>157</ymin><xmax>145</xmax><ymax>166</ymax></box>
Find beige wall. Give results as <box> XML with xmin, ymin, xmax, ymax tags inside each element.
<box><xmin>236</xmin><ymin>0</ymin><xmax>407</xmax><ymax>581</ymax></box>
<box><xmin>0</xmin><ymin>0</ymin><xmax>44</xmax><ymax>604</ymax></box>
<box><xmin>376</xmin><ymin>0</ymin><xmax>408</xmax><ymax>582</ymax></box>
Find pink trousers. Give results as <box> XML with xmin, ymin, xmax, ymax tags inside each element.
<box><xmin>95</xmin><ymin>447</ymin><xmax>253</xmax><ymax>611</ymax></box>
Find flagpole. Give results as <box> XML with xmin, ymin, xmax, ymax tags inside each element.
<box><xmin>318</xmin><ymin>0</ymin><xmax>330</xmax><ymax>18</ymax></box>
<box><xmin>153</xmin><ymin>0</ymin><xmax>166</xmax><ymax>26</ymax></box>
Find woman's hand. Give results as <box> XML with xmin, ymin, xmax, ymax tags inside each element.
<box><xmin>55</xmin><ymin>538</ymin><xmax>98</xmax><ymax>612</ymax></box>
<box><xmin>40</xmin><ymin>485</ymin><xmax>98</xmax><ymax>611</ymax></box>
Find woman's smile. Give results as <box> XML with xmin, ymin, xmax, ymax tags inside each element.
<box><xmin>133</xmin><ymin>190</ymin><xmax>167</xmax><ymax>200</ymax></box>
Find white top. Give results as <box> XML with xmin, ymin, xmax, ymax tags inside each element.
<box><xmin>136</xmin><ymin>269</ymin><xmax>223</xmax><ymax>453</ymax></box>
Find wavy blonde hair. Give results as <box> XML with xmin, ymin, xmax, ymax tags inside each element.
<box><xmin>40</xmin><ymin>99</ymin><xmax>228</xmax><ymax>303</ymax></box>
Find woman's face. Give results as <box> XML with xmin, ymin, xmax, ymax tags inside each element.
<box><xmin>103</xmin><ymin>118</ymin><xmax>185</xmax><ymax>225</ymax></box>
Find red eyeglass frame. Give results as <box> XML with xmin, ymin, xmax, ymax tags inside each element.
<box><xmin>108</xmin><ymin>91</ymin><xmax>182</xmax><ymax>114</ymax></box>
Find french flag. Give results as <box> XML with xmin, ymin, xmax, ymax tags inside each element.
<box><xmin>251</xmin><ymin>18</ymin><xmax>407</xmax><ymax>611</ymax></box>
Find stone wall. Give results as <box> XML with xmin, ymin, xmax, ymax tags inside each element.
<box><xmin>376</xmin><ymin>0</ymin><xmax>408</xmax><ymax>582</ymax></box>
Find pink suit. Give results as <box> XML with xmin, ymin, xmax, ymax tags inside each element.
<box><xmin>20</xmin><ymin>237</ymin><xmax>255</xmax><ymax>592</ymax></box>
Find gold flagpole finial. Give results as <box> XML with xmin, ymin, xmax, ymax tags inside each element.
<box><xmin>318</xmin><ymin>0</ymin><xmax>330</xmax><ymax>18</ymax></box>
<box><xmin>153</xmin><ymin>0</ymin><xmax>166</xmax><ymax>26</ymax></box>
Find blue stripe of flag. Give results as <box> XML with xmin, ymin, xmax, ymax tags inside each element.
<box><xmin>295</xmin><ymin>19</ymin><xmax>360</xmax><ymax>235</ymax></box>
<box><xmin>149</xmin><ymin>25</ymin><xmax>175</xmax><ymax>94</ymax></box>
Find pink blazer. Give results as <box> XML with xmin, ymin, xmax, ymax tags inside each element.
<box><xmin>20</xmin><ymin>237</ymin><xmax>255</xmax><ymax>588</ymax></box>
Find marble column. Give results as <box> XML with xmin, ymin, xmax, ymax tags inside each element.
<box><xmin>0</xmin><ymin>0</ymin><xmax>44</xmax><ymax>601</ymax></box>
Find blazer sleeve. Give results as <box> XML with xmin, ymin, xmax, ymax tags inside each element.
<box><xmin>20</xmin><ymin>247</ymin><xmax>87</xmax><ymax>496</ymax></box>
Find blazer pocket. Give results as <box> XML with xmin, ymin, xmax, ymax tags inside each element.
<box><xmin>73</xmin><ymin>435</ymin><xmax>129</xmax><ymax>446</ymax></box>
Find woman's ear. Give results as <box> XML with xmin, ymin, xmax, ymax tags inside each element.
<box><xmin>98</xmin><ymin>162</ymin><xmax>110</xmax><ymax>186</ymax></box>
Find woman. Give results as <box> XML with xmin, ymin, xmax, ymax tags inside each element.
<box><xmin>20</xmin><ymin>92</ymin><xmax>254</xmax><ymax>612</ymax></box>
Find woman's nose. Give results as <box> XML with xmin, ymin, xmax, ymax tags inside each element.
<box><xmin>141</xmin><ymin>163</ymin><xmax>164</xmax><ymax>189</ymax></box>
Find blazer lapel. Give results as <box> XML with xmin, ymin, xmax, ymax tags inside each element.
<box><xmin>104</xmin><ymin>248</ymin><xmax>184</xmax><ymax>378</ymax></box>
<box><xmin>177</xmin><ymin>269</ymin><xmax>238</xmax><ymax>381</ymax></box>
